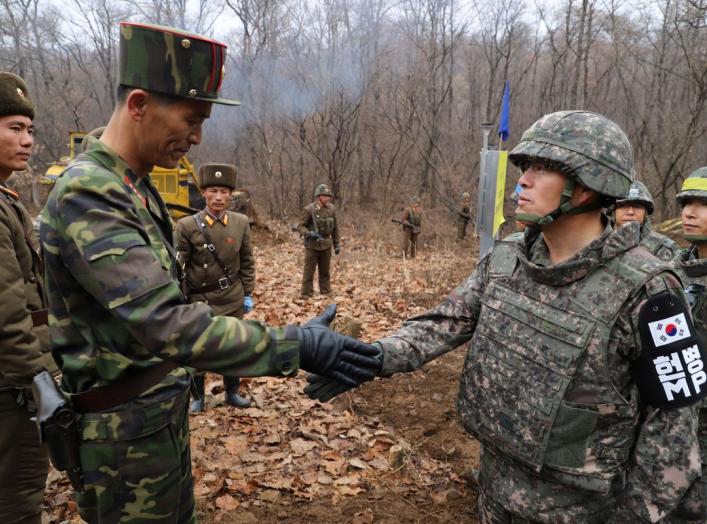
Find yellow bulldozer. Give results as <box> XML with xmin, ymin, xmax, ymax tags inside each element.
<box><xmin>41</xmin><ymin>131</ymin><xmax>202</xmax><ymax>219</ymax></box>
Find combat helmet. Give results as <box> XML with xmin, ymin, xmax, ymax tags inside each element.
<box><xmin>677</xmin><ymin>167</ymin><xmax>707</xmax><ymax>243</ymax></box>
<box><xmin>614</xmin><ymin>180</ymin><xmax>654</xmax><ymax>215</ymax></box>
<box><xmin>410</xmin><ymin>196</ymin><xmax>421</xmax><ymax>204</ymax></box>
<box><xmin>462</xmin><ymin>192</ymin><xmax>471</xmax><ymax>200</ymax></box>
<box><xmin>509</xmin><ymin>110</ymin><xmax>634</xmax><ymax>227</ymax></box>
<box><xmin>314</xmin><ymin>184</ymin><xmax>332</xmax><ymax>197</ymax></box>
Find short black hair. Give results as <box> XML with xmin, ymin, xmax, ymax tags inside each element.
<box><xmin>116</xmin><ymin>85</ymin><xmax>181</xmax><ymax>106</ymax></box>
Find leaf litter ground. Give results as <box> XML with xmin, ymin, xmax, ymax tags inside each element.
<box><xmin>42</xmin><ymin>222</ymin><xmax>481</xmax><ymax>524</ymax></box>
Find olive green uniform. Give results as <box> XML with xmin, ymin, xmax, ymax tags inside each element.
<box><xmin>456</xmin><ymin>200</ymin><xmax>472</xmax><ymax>240</ymax></box>
<box><xmin>401</xmin><ymin>207</ymin><xmax>422</xmax><ymax>258</ymax></box>
<box><xmin>299</xmin><ymin>202</ymin><xmax>339</xmax><ymax>296</ymax></box>
<box><xmin>0</xmin><ymin>184</ymin><xmax>54</xmax><ymax>524</ymax></box>
<box><xmin>176</xmin><ymin>209</ymin><xmax>254</xmax><ymax>402</ymax></box>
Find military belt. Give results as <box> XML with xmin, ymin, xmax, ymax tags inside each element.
<box><xmin>70</xmin><ymin>361</ymin><xmax>177</xmax><ymax>413</ymax></box>
<box><xmin>31</xmin><ymin>308</ymin><xmax>48</xmax><ymax>326</ymax></box>
<box><xmin>189</xmin><ymin>276</ymin><xmax>233</xmax><ymax>294</ymax></box>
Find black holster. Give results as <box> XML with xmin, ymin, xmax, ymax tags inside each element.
<box><xmin>32</xmin><ymin>371</ymin><xmax>84</xmax><ymax>492</ymax></box>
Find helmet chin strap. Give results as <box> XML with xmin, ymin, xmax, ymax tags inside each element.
<box><xmin>516</xmin><ymin>178</ymin><xmax>602</xmax><ymax>229</ymax></box>
<box><xmin>685</xmin><ymin>234</ymin><xmax>707</xmax><ymax>244</ymax></box>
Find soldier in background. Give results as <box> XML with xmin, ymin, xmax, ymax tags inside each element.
<box><xmin>307</xmin><ymin>111</ymin><xmax>703</xmax><ymax>523</ymax></box>
<box><xmin>456</xmin><ymin>191</ymin><xmax>472</xmax><ymax>241</ymax></box>
<box><xmin>176</xmin><ymin>164</ymin><xmax>254</xmax><ymax>412</ymax></box>
<box><xmin>614</xmin><ymin>180</ymin><xmax>680</xmax><ymax>261</ymax></box>
<box><xmin>400</xmin><ymin>196</ymin><xmax>422</xmax><ymax>258</ymax></box>
<box><xmin>670</xmin><ymin>166</ymin><xmax>707</xmax><ymax>523</ymax></box>
<box><xmin>0</xmin><ymin>72</ymin><xmax>55</xmax><ymax>524</ymax></box>
<box><xmin>40</xmin><ymin>23</ymin><xmax>380</xmax><ymax>522</ymax></box>
<box><xmin>298</xmin><ymin>183</ymin><xmax>339</xmax><ymax>298</ymax></box>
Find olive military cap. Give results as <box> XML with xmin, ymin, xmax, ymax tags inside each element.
<box><xmin>0</xmin><ymin>72</ymin><xmax>35</xmax><ymax>120</ymax></box>
<box><xmin>119</xmin><ymin>22</ymin><xmax>239</xmax><ymax>106</ymax></box>
<box><xmin>410</xmin><ymin>196</ymin><xmax>421</xmax><ymax>204</ymax></box>
<box><xmin>199</xmin><ymin>163</ymin><xmax>237</xmax><ymax>190</ymax></box>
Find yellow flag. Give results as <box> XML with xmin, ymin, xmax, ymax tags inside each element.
<box><xmin>493</xmin><ymin>151</ymin><xmax>508</xmax><ymax>235</ymax></box>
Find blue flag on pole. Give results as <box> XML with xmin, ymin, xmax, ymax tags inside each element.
<box><xmin>498</xmin><ymin>80</ymin><xmax>510</xmax><ymax>142</ymax></box>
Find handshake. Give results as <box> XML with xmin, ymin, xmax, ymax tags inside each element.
<box><xmin>297</xmin><ymin>304</ymin><xmax>382</xmax><ymax>402</ymax></box>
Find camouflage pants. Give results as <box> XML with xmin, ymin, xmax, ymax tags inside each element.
<box><xmin>477</xmin><ymin>449</ymin><xmax>615</xmax><ymax>524</ymax></box>
<box><xmin>76</xmin><ymin>392</ymin><xmax>195</xmax><ymax>524</ymax></box>
<box><xmin>401</xmin><ymin>231</ymin><xmax>418</xmax><ymax>258</ymax></box>
<box><xmin>301</xmin><ymin>247</ymin><xmax>332</xmax><ymax>296</ymax></box>
<box><xmin>0</xmin><ymin>390</ymin><xmax>48</xmax><ymax>524</ymax></box>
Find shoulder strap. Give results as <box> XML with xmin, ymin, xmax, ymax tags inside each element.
<box><xmin>487</xmin><ymin>240</ymin><xmax>520</xmax><ymax>278</ymax></box>
<box><xmin>193</xmin><ymin>213</ymin><xmax>233</xmax><ymax>283</ymax></box>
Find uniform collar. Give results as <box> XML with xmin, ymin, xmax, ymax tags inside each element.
<box><xmin>204</xmin><ymin>210</ymin><xmax>228</xmax><ymax>226</ymax></box>
<box><xmin>84</xmin><ymin>138</ymin><xmax>143</xmax><ymax>187</ymax></box>
<box><xmin>0</xmin><ymin>182</ymin><xmax>20</xmax><ymax>201</ymax></box>
<box><xmin>677</xmin><ymin>246</ymin><xmax>707</xmax><ymax>278</ymax></box>
<box><xmin>518</xmin><ymin>218</ymin><xmax>640</xmax><ymax>286</ymax></box>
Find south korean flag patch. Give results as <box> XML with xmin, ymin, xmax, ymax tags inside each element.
<box><xmin>634</xmin><ymin>291</ymin><xmax>707</xmax><ymax>408</ymax></box>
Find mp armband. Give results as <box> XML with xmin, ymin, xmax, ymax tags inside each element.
<box><xmin>634</xmin><ymin>291</ymin><xmax>707</xmax><ymax>408</ymax></box>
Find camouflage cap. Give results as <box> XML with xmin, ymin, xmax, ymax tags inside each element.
<box><xmin>119</xmin><ymin>22</ymin><xmax>239</xmax><ymax>106</ymax></box>
<box><xmin>615</xmin><ymin>180</ymin><xmax>654</xmax><ymax>214</ymax></box>
<box><xmin>0</xmin><ymin>72</ymin><xmax>35</xmax><ymax>119</ymax></box>
<box><xmin>199</xmin><ymin>163</ymin><xmax>237</xmax><ymax>190</ymax></box>
<box><xmin>677</xmin><ymin>167</ymin><xmax>707</xmax><ymax>205</ymax></box>
<box><xmin>314</xmin><ymin>184</ymin><xmax>332</xmax><ymax>197</ymax></box>
<box><xmin>508</xmin><ymin>110</ymin><xmax>633</xmax><ymax>198</ymax></box>
<box><xmin>410</xmin><ymin>196</ymin><xmax>421</xmax><ymax>204</ymax></box>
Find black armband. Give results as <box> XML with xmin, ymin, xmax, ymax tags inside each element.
<box><xmin>633</xmin><ymin>291</ymin><xmax>707</xmax><ymax>408</ymax></box>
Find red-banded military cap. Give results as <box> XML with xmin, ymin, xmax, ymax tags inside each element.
<box><xmin>119</xmin><ymin>22</ymin><xmax>239</xmax><ymax>106</ymax></box>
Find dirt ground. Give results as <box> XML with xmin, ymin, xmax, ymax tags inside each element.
<box><xmin>43</xmin><ymin>221</ymin><xmax>483</xmax><ymax>524</ymax></box>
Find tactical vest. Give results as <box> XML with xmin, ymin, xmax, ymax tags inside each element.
<box><xmin>457</xmin><ymin>240</ymin><xmax>666</xmax><ymax>493</ymax></box>
<box><xmin>407</xmin><ymin>209</ymin><xmax>422</xmax><ymax>227</ymax></box>
<box><xmin>309</xmin><ymin>204</ymin><xmax>335</xmax><ymax>236</ymax></box>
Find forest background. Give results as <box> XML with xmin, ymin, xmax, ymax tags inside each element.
<box><xmin>0</xmin><ymin>0</ymin><xmax>705</xmax><ymax>223</ymax></box>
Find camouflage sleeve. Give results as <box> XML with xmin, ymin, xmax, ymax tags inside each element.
<box><xmin>239</xmin><ymin>220</ymin><xmax>255</xmax><ymax>296</ymax></box>
<box><xmin>53</xmin><ymin>171</ymin><xmax>298</xmax><ymax>377</ymax></box>
<box><xmin>297</xmin><ymin>206</ymin><xmax>312</xmax><ymax>236</ymax></box>
<box><xmin>612</xmin><ymin>273</ymin><xmax>701</xmax><ymax>522</ymax></box>
<box><xmin>0</xmin><ymin>206</ymin><xmax>43</xmax><ymax>385</ymax></box>
<box><xmin>376</xmin><ymin>255</ymin><xmax>489</xmax><ymax>375</ymax></box>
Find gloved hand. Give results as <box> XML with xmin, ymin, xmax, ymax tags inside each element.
<box><xmin>305</xmin><ymin>231</ymin><xmax>323</xmax><ymax>241</ymax></box>
<box><xmin>334</xmin><ymin>246</ymin><xmax>340</xmax><ymax>255</ymax></box>
<box><xmin>304</xmin><ymin>373</ymin><xmax>357</xmax><ymax>402</ymax></box>
<box><xmin>244</xmin><ymin>295</ymin><xmax>254</xmax><ymax>313</ymax></box>
<box><xmin>296</xmin><ymin>304</ymin><xmax>382</xmax><ymax>387</ymax></box>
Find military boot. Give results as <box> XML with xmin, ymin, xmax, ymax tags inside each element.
<box><xmin>190</xmin><ymin>375</ymin><xmax>206</xmax><ymax>413</ymax></box>
<box><xmin>224</xmin><ymin>377</ymin><xmax>251</xmax><ymax>408</ymax></box>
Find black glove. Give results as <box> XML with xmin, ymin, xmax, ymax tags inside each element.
<box><xmin>334</xmin><ymin>246</ymin><xmax>340</xmax><ymax>255</ymax></box>
<box><xmin>296</xmin><ymin>304</ymin><xmax>382</xmax><ymax>387</ymax></box>
<box><xmin>304</xmin><ymin>373</ymin><xmax>357</xmax><ymax>402</ymax></box>
<box><xmin>305</xmin><ymin>231</ymin><xmax>323</xmax><ymax>240</ymax></box>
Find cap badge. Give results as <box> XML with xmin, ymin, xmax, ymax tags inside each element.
<box><xmin>181</xmin><ymin>38</ymin><xmax>191</xmax><ymax>49</ymax></box>
<box><xmin>215</xmin><ymin>171</ymin><xmax>222</xmax><ymax>178</ymax></box>
<box><xmin>188</xmin><ymin>89</ymin><xmax>197</xmax><ymax>97</ymax></box>
<box><xmin>16</xmin><ymin>87</ymin><xmax>24</xmax><ymax>98</ymax></box>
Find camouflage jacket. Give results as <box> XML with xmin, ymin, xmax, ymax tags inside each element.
<box><xmin>175</xmin><ymin>210</ymin><xmax>254</xmax><ymax>315</ymax></box>
<box><xmin>40</xmin><ymin>140</ymin><xmax>298</xmax><ymax>409</ymax></box>
<box><xmin>377</xmin><ymin>221</ymin><xmax>700</xmax><ymax>522</ymax></box>
<box><xmin>0</xmin><ymin>184</ymin><xmax>53</xmax><ymax>390</ymax></box>
<box><xmin>639</xmin><ymin>222</ymin><xmax>680</xmax><ymax>262</ymax></box>
<box><xmin>298</xmin><ymin>202</ymin><xmax>339</xmax><ymax>251</ymax></box>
